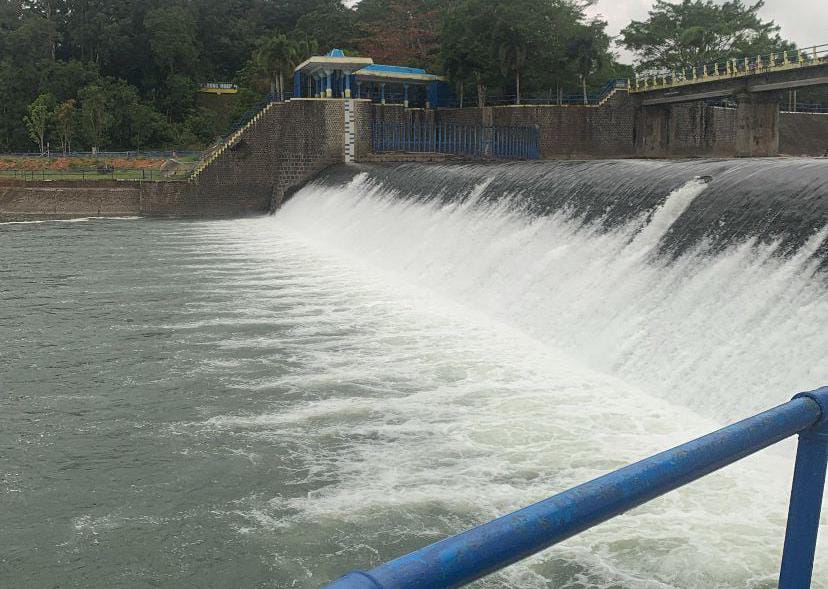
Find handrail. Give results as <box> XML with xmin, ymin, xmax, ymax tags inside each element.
<box><xmin>322</xmin><ymin>387</ymin><xmax>828</xmax><ymax>589</ymax></box>
<box><xmin>631</xmin><ymin>43</ymin><xmax>828</xmax><ymax>93</ymax></box>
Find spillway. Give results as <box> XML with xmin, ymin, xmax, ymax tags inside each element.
<box><xmin>1</xmin><ymin>158</ymin><xmax>826</xmax><ymax>588</ymax></box>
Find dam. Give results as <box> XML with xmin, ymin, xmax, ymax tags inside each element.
<box><xmin>1</xmin><ymin>159</ymin><xmax>826</xmax><ymax>587</ymax></box>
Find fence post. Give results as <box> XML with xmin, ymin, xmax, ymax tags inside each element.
<box><xmin>779</xmin><ymin>387</ymin><xmax>828</xmax><ymax>589</ymax></box>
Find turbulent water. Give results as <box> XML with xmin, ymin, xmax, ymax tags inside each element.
<box><xmin>1</xmin><ymin>159</ymin><xmax>827</xmax><ymax>588</ymax></box>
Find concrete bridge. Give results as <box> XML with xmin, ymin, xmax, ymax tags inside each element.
<box><xmin>632</xmin><ymin>45</ymin><xmax>828</xmax><ymax>156</ymax></box>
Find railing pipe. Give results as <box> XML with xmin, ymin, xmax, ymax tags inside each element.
<box><xmin>779</xmin><ymin>389</ymin><xmax>828</xmax><ymax>588</ymax></box>
<box><xmin>323</xmin><ymin>388</ymin><xmax>828</xmax><ymax>589</ymax></box>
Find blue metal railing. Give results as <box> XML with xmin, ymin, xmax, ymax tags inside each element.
<box><xmin>372</xmin><ymin>122</ymin><xmax>540</xmax><ymax>160</ymax></box>
<box><xmin>323</xmin><ymin>387</ymin><xmax>828</xmax><ymax>589</ymax></box>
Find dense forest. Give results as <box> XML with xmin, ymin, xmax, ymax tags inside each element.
<box><xmin>0</xmin><ymin>0</ymin><xmax>804</xmax><ymax>153</ymax></box>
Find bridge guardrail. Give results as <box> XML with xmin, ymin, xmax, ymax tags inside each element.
<box><xmin>632</xmin><ymin>43</ymin><xmax>828</xmax><ymax>93</ymax></box>
<box><xmin>322</xmin><ymin>387</ymin><xmax>828</xmax><ymax>589</ymax></box>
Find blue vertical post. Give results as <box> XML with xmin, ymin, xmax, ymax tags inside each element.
<box><xmin>344</xmin><ymin>74</ymin><xmax>351</xmax><ymax>99</ymax></box>
<box><xmin>779</xmin><ymin>388</ymin><xmax>828</xmax><ymax>589</ymax></box>
<box><xmin>293</xmin><ymin>72</ymin><xmax>301</xmax><ymax>99</ymax></box>
<box><xmin>326</xmin><ymin>73</ymin><xmax>332</xmax><ymax>97</ymax></box>
<box><xmin>404</xmin><ymin>84</ymin><xmax>409</xmax><ymax>108</ymax></box>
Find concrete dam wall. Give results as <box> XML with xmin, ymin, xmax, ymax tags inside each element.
<box><xmin>3</xmin><ymin>92</ymin><xmax>827</xmax><ymax>222</ymax></box>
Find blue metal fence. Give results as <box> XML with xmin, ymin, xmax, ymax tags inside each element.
<box><xmin>323</xmin><ymin>387</ymin><xmax>828</xmax><ymax>589</ymax></box>
<box><xmin>372</xmin><ymin>122</ymin><xmax>540</xmax><ymax>160</ymax></box>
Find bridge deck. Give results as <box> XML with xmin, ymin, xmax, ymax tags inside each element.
<box><xmin>632</xmin><ymin>45</ymin><xmax>828</xmax><ymax>105</ymax></box>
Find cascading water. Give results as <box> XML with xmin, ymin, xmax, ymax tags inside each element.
<box><xmin>263</xmin><ymin>159</ymin><xmax>828</xmax><ymax>587</ymax></box>
<box><xmin>280</xmin><ymin>160</ymin><xmax>828</xmax><ymax>421</ymax></box>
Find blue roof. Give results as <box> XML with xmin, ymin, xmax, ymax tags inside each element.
<box><xmin>327</xmin><ymin>49</ymin><xmax>346</xmax><ymax>57</ymax></box>
<box><xmin>361</xmin><ymin>64</ymin><xmax>427</xmax><ymax>75</ymax></box>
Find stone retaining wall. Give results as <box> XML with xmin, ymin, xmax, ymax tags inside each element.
<box><xmin>0</xmin><ymin>180</ymin><xmax>141</xmax><ymax>221</ymax></box>
<box><xmin>357</xmin><ymin>91</ymin><xmax>637</xmax><ymax>160</ymax></box>
<box><xmin>357</xmin><ymin>92</ymin><xmax>827</xmax><ymax>160</ymax></box>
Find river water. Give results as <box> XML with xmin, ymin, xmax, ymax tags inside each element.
<box><xmin>1</xmin><ymin>160</ymin><xmax>827</xmax><ymax>588</ymax></box>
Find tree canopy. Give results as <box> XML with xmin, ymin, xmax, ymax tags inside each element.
<box><xmin>620</xmin><ymin>0</ymin><xmax>793</xmax><ymax>72</ymax></box>
<box><xmin>0</xmin><ymin>0</ymin><xmax>802</xmax><ymax>152</ymax></box>
<box><xmin>440</xmin><ymin>0</ymin><xmax>620</xmax><ymax>105</ymax></box>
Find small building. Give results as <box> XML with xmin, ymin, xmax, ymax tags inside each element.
<box><xmin>199</xmin><ymin>83</ymin><xmax>239</xmax><ymax>95</ymax></box>
<box><xmin>293</xmin><ymin>49</ymin><xmax>452</xmax><ymax>108</ymax></box>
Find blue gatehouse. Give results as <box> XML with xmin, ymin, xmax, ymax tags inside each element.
<box><xmin>293</xmin><ymin>49</ymin><xmax>453</xmax><ymax>108</ymax></box>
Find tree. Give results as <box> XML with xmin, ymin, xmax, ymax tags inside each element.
<box><xmin>441</xmin><ymin>0</ymin><xmax>610</xmax><ymax>106</ymax></box>
<box><xmin>620</xmin><ymin>0</ymin><xmax>790</xmax><ymax>72</ymax></box>
<box><xmin>494</xmin><ymin>15</ymin><xmax>529</xmax><ymax>105</ymax></box>
<box><xmin>355</xmin><ymin>0</ymin><xmax>444</xmax><ymax>69</ymax></box>
<box><xmin>252</xmin><ymin>34</ymin><xmax>303</xmax><ymax>100</ymax></box>
<box><xmin>569</xmin><ymin>21</ymin><xmax>609</xmax><ymax>104</ymax></box>
<box><xmin>24</xmin><ymin>93</ymin><xmax>54</xmax><ymax>154</ymax></box>
<box><xmin>295</xmin><ymin>0</ymin><xmax>357</xmax><ymax>54</ymax></box>
<box><xmin>144</xmin><ymin>7</ymin><xmax>200</xmax><ymax>77</ymax></box>
<box><xmin>78</xmin><ymin>84</ymin><xmax>111</xmax><ymax>152</ymax></box>
<box><xmin>55</xmin><ymin>98</ymin><xmax>77</xmax><ymax>153</ymax></box>
<box><xmin>440</xmin><ymin>0</ymin><xmax>500</xmax><ymax>107</ymax></box>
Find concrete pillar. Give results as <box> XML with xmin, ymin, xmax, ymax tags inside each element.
<box><xmin>634</xmin><ymin>104</ymin><xmax>671</xmax><ymax>157</ymax></box>
<box><xmin>735</xmin><ymin>91</ymin><xmax>780</xmax><ymax>157</ymax></box>
<box><xmin>344</xmin><ymin>72</ymin><xmax>352</xmax><ymax>98</ymax></box>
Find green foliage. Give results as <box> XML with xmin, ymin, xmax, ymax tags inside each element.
<box><xmin>441</xmin><ymin>0</ymin><xmax>616</xmax><ymax>105</ymax></box>
<box><xmin>294</xmin><ymin>0</ymin><xmax>357</xmax><ymax>52</ymax></box>
<box><xmin>55</xmin><ymin>99</ymin><xmax>78</xmax><ymax>153</ymax></box>
<box><xmin>24</xmin><ymin>93</ymin><xmax>55</xmax><ymax>153</ymax></box>
<box><xmin>0</xmin><ymin>0</ymin><xmax>806</xmax><ymax>152</ymax></box>
<box><xmin>78</xmin><ymin>84</ymin><xmax>111</xmax><ymax>151</ymax></box>
<box><xmin>620</xmin><ymin>0</ymin><xmax>793</xmax><ymax>72</ymax></box>
<box><xmin>144</xmin><ymin>7</ymin><xmax>200</xmax><ymax>76</ymax></box>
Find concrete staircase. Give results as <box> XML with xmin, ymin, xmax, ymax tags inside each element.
<box><xmin>188</xmin><ymin>101</ymin><xmax>278</xmax><ymax>183</ymax></box>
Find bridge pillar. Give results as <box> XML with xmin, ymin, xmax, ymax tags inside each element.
<box><xmin>634</xmin><ymin>104</ymin><xmax>671</xmax><ymax>157</ymax></box>
<box><xmin>735</xmin><ymin>91</ymin><xmax>780</xmax><ymax>157</ymax></box>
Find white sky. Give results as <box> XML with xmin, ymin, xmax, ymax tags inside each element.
<box><xmin>586</xmin><ymin>0</ymin><xmax>827</xmax><ymax>64</ymax></box>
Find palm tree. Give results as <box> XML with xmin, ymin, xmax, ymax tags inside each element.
<box><xmin>498</xmin><ymin>36</ymin><xmax>528</xmax><ymax>105</ymax></box>
<box><xmin>569</xmin><ymin>24</ymin><xmax>607</xmax><ymax>105</ymax></box>
<box><xmin>255</xmin><ymin>35</ymin><xmax>297</xmax><ymax>101</ymax></box>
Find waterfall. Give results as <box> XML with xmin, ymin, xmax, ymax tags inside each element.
<box><xmin>277</xmin><ymin>160</ymin><xmax>828</xmax><ymax>421</ymax></box>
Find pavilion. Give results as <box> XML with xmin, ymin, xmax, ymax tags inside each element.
<box><xmin>292</xmin><ymin>49</ymin><xmax>452</xmax><ymax>108</ymax></box>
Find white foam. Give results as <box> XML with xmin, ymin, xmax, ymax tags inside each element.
<box><xmin>180</xmin><ymin>174</ymin><xmax>827</xmax><ymax>587</ymax></box>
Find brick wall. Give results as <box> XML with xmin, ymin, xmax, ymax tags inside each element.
<box><xmin>143</xmin><ymin>99</ymin><xmax>346</xmax><ymax>217</ymax></box>
<box><xmin>779</xmin><ymin>112</ymin><xmax>828</xmax><ymax>156</ymax></box>
<box><xmin>640</xmin><ymin>104</ymin><xmax>738</xmax><ymax>157</ymax></box>
<box><xmin>356</xmin><ymin>93</ymin><xmax>827</xmax><ymax>160</ymax></box>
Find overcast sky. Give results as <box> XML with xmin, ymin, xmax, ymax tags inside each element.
<box><xmin>587</xmin><ymin>0</ymin><xmax>827</xmax><ymax>63</ymax></box>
